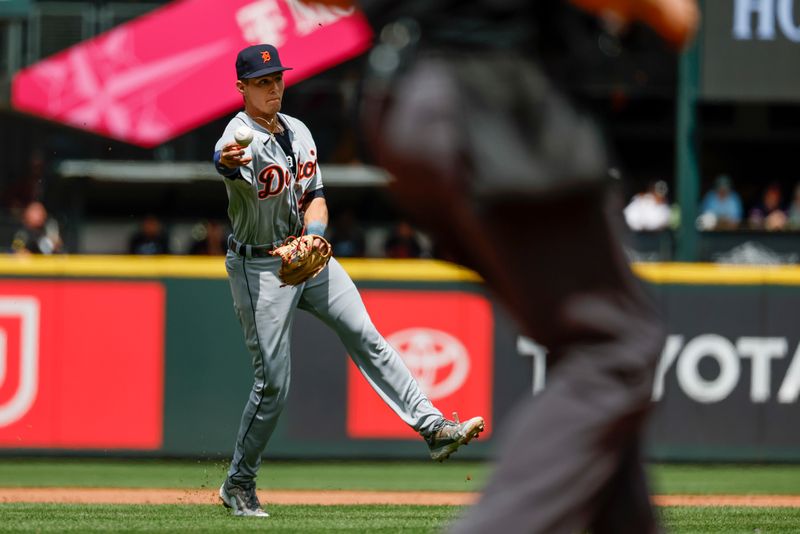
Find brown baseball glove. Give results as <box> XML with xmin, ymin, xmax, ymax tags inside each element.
<box><xmin>270</xmin><ymin>234</ymin><xmax>332</xmax><ymax>286</ymax></box>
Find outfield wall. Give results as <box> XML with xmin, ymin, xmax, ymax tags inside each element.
<box><xmin>0</xmin><ymin>256</ymin><xmax>798</xmax><ymax>461</ymax></box>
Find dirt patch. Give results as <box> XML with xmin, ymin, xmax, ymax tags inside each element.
<box><xmin>653</xmin><ymin>495</ymin><xmax>800</xmax><ymax>508</ymax></box>
<box><xmin>0</xmin><ymin>489</ymin><xmax>799</xmax><ymax>508</ymax></box>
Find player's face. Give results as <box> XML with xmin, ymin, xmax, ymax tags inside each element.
<box><xmin>239</xmin><ymin>73</ymin><xmax>285</xmax><ymax>117</ymax></box>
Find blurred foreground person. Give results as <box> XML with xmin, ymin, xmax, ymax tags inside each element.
<box><xmin>306</xmin><ymin>0</ymin><xmax>697</xmax><ymax>532</ymax></box>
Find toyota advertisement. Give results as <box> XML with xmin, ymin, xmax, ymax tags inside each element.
<box><xmin>346</xmin><ymin>291</ymin><xmax>493</xmax><ymax>439</ymax></box>
<box><xmin>1</xmin><ymin>275</ymin><xmax>799</xmax><ymax>460</ymax></box>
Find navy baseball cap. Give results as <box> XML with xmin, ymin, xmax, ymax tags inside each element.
<box><xmin>236</xmin><ymin>44</ymin><xmax>293</xmax><ymax>80</ymax></box>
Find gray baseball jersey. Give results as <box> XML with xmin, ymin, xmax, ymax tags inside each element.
<box><xmin>214</xmin><ymin>111</ymin><xmax>443</xmax><ymax>487</ymax></box>
<box><xmin>215</xmin><ymin>111</ymin><xmax>322</xmax><ymax>246</ymax></box>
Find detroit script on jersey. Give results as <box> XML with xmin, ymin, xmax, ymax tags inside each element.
<box><xmin>256</xmin><ymin>151</ymin><xmax>318</xmax><ymax>200</ymax></box>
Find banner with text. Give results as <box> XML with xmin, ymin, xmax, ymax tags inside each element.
<box><xmin>11</xmin><ymin>0</ymin><xmax>372</xmax><ymax>147</ymax></box>
<box><xmin>702</xmin><ymin>0</ymin><xmax>800</xmax><ymax>101</ymax></box>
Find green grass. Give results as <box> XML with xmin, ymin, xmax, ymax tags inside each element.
<box><xmin>659</xmin><ymin>506</ymin><xmax>800</xmax><ymax>534</ymax></box>
<box><xmin>2</xmin><ymin>459</ymin><xmax>800</xmax><ymax>495</ymax></box>
<box><xmin>650</xmin><ymin>464</ymin><xmax>800</xmax><ymax>495</ymax></box>
<box><xmin>1</xmin><ymin>504</ymin><xmax>800</xmax><ymax>533</ymax></box>
<box><xmin>0</xmin><ymin>504</ymin><xmax>459</xmax><ymax>533</ymax></box>
<box><xmin>1</xmin><ymin>461</ymin><xmax>800</xmax><ymax>533</ymax></box>
<box><xmin>0</xmin><ymin>459</ymin><xmax>487</xmax><ymax>492</ymax></box>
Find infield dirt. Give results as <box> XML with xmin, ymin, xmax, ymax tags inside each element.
<box><xmin>1</xmin><ymin>489</ymin><xmax>799</xmax><ymax>507</ymax></box>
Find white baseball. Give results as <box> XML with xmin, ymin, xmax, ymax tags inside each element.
<box><xmin>234</xmin><ymin>126</ymin><xmax>254</xmax><ymax>147</ymax></box>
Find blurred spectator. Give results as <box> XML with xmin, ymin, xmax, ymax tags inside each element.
<box><xmin>748</xmin><ymin>183</ymin><xmax>787</xmax><ymax>231</ymax></box>
<box><xmin>328</xmin><ymin>209</ymin><xmax>366</xmax><ymax>257</ymax></box>
<box><xmin>129</xmin><ymin>215</ymin><xmax>170</xmax><ymax>255</ymax></box>
<box><xmin>698</xmin><ymin>175</ymin><xmax>743</xmax><ymax>230</ymax></box>
<box><xmin>384</xmin><ymin>221</ymin><xmax>422</xmax><ymax>259</ymax></box>
<box><xmin>188</xmin><ymin>220</ymin><xmax>228</xmax><ymax>255</ymax></box>
<box><xmin>623</xmin><ymin>180</ymin><xmax>672</xmax><ymax>231</ymax></box>
<box><xmin>10</xmin><ymin>201</ymin><xmax>63</xmax><ymax>254</ymax></box>
<box><xmin>788</xmin><ymin>183</ymin><xmax>800</xmax><ymax>230</ymax></box>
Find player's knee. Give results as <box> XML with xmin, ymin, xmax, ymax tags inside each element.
<box><xmin>253</xmin><ymin>376</ymin><xmax>290</xmax><ymax>404</ymax></box>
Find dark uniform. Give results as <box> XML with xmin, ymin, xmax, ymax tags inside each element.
<box><xmin>359</xmin><ymin>1</ymin><xmax>665</xmax><ymax>532</ymax></box>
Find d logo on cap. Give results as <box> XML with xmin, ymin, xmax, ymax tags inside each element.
<box><xmin>235</xmin><ymin>44</ymin><xmax>293</xmax><ymax>80</ymax></box>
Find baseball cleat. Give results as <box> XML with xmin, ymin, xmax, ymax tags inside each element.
<box><xmin>425</xmin><ymin>412</ymin><xmax>485</xmax><ymax>462</ymax></box>
<box><xmin>219</xmin><ymin>479</ymin><xmax>269</xmax><ymax>517</ymax></box>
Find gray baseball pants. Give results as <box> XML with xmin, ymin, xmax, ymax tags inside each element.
<box><xmin>224</xmin><ymin>252</ymin><xmax>442</xmax><ymax>486</ymax></box>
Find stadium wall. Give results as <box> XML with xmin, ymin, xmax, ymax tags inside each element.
<box><xmin>0</xmin><ymin>256</ymin><xmax>798</xmax><ymax>461</ymax></box>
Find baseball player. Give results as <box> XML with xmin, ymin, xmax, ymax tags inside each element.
<box><xmin>212</xmin><ymin>44</ymin><xmax>484</xmax><ymax>518</ymax></box>
<box><xmin>303</xmin><ymin>0</ymin><xmax>696</xmax><ymax>532</ymax></box>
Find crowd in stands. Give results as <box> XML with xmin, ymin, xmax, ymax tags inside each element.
<box><xmin>7</xmin><ymin>173</ymin><xmax>800</xmax><ymax>256</ymax></box>
<box><xmin>624</xmin><ymin>174</ymin><xmax>800</xmax><ymax>233</ymax></box>
<box><xmin>5</xmin><ymin>204</ymin><xmax>430</xmax><ymax>258</ymax></box>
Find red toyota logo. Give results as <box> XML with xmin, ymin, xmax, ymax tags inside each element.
<box><xmin>388</xmin><ymin>328</ymin><xmax>470</xmax><ymax>400</ymax></box>
<box><xmin>347</xmin><ymin>290</ymin><xmax>493</xmax><ymax>439</ymax></box>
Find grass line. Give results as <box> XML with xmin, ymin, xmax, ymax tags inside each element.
<box><xmin>2</xmin><ymin>460</ymin><xmax>800</xmax><ymax>496</ymax></box>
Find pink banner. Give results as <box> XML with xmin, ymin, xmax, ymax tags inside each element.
<box><xmin>11</xmin><ymin>0</ymin><xmax>372</xmax><ymax>148</ymax></box>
